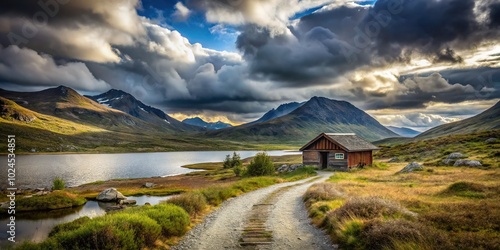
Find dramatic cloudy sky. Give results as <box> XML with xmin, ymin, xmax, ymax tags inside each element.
<box><xmin>0</xmin><ymin>0</ymin><xmax>499</xmax><ymax>131</ymax></box>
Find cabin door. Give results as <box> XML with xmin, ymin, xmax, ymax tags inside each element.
<box><xmin>320</xmin><ymin>152</ymin><xmax>328</xmax><ymax>169</ymax></box>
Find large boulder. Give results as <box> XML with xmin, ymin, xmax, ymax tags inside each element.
<box><xmin>398</xmin><ymin>162</ymin><xmax>424</xmax><ymax>174</ymax></box>
<box><xmin>388</xmin><ymin>157</ymin><xmax>399</xmax><ymax>163</ymax></box>
<box><xmin>448</xmin><ymin>152</ymin><xmax>464</xmax><ymax>159</ymax></box>
<box><xmin>96</xmin><ymin>188</ymin><xmax>126</xmax><ymax>202</ymax></box>
<box><xmin>453</xmin><ymin>160</ymin><xmax>482</xmax><ymax>167</ymax></box>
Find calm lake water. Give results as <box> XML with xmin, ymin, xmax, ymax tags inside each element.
<box><xmin>0</xmin><ymin>150</ymin><xmax>299</xmax><ymax>189</ymax></box>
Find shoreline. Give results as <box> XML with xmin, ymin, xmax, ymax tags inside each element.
<box><xmin>0</xmin><ymin>147</ymin><xmax>300</xmax><ymax>156</ymax></box>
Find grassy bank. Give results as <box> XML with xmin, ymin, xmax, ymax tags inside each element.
<box><xmin>376</xmin><ymin>130</ymin><xmax>500</xmax><ymax>167</ymax></box>
<box><xmin>182</xmin><ymin>154</ymin><xmax>302</xmax><ymax>170</ymax></box>
<box><xmin>304</xmin><ymin>162</ymin><xmax>500</xmax><ymax>249</ymax></box>
<box><xmin>0</xmin><ymin>191</ymin><xmax>86</xmax><ymax>213</ymax></box>
<box><xmin>14</xmin><ymin>166</ymin><xmax>316</xmax><ymax>249</ymax></box>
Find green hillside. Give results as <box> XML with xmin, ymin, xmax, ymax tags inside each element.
<box><xmin>416</xmin><ymin>101</ymin><xmax>500</xmax><ymax>139</ymax></box>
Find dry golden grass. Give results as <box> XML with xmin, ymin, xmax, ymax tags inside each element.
<box><xmin>305</xmin><ymin>162</ymin><xmax>500</xmax><ymax>249</ymax></box>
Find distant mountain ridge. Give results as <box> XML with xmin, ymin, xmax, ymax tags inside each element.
<box><xmin>387</xmin><ymin>126</ymin><xmax>421</xmax><ymax>137</ymax></box>
<box><xmin>182</xmin><ymin>117</ymin><xmax>232</xmax><ymax>130</ymax></box>
<box><xmin>87</xmin><ymin>89</ymin><xmax>201</xmax><ymax>132</ymax></box>
<box><xmin>249</xmin><ymin>101</ymin><xmax>304</xmax><ymax>124</ymax></box>
<box><xmin>0</xmin><ymin>86</ymin><xmax>153</xmax><ymax>132</ymax></box>
<box><xmin>416</xmin><ymin>100</ymin><xmax>500</xmax><ymax>139</ymax></box>
<box><xmin>208</xmin><ymin>96</ymin><xmax>398</xmax><ymax>142</ymax></box>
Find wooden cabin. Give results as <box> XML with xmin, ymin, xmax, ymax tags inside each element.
<box><xmin>299</xmin><ymin>133</ymin><xmax>379</xmax><ymax>171</ymax></box>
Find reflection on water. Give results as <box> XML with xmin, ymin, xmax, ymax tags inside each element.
<box><xmin>0</xmin><ymin>151</ymin><xmax>299</xmax><ymax>189</ymax></box>
<box><xmin>0</xmin><ymin>195</ymin><xmax>171</xmax><ymax>245</ymax></box>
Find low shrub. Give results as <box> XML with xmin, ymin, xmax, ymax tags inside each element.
<box><xmin>201</xmin><ymin>187</ymin><xmax>238</xmax><ymax>206</ymax></box>
<box><xmin>52</xmin><ymin>177</ymin><xmax>65</xmax><ymax>190</ymax></box>
<box><xmin>167</xmin><ymin>192</ymin><xmax>207</xmax><ymax>215</ymax></box>
<box><xmin>52</xmin><ymin>213</ymin><xmax>161</xmax><ymax>249</ymax></box>
<box><xmin>139</xmin><ymin>204</ymin><xmax>190</xmax><ymax>236</ymax></box>
<box><xmin>246</xmin><ymin>152</ymin><xmax>274</xmax><ymax>176</ymax></box>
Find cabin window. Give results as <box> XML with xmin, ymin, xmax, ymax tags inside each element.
<box><xmin>335</xmin><ymin>153</ymin><xmax>344</xmax><ymax>159</ymax></box>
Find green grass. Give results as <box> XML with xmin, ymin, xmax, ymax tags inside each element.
<box><xmin>8</xmin><ymin>191</ymin><xmax>86</xmax><ymax>212</ymax></box>
<box><xmin>16</xmin><ymin>203</ymin><xmax>189</xmax><ymax>250</ymax></box>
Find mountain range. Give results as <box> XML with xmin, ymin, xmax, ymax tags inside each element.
<box><xmin>182</xmin><ymin>117</ymin><xmax>232</xmax><ymax>130</ymax></box>
<box><xmin>208</xmin><ymin>97</ymin><xmax>399</xmax><ymax>142</ymax></box>
<box><xmin>2</xmin><ymin>85</ymin><xmax>498</xmax><ymax>152</ymax></box>
<box><xmin>86</xmin><ymin>89</ymin><xmax>201</xmax><ymax>132</ymax></box>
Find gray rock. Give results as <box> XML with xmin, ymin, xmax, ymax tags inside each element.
<box><xmin>485</xmin><ymin>138</ymin><xmax>497</xmax><ymax>144</ymax></box>
<box><xmin>34</xmin><ymin>191</ymin><xmax>49</xmax><ymax>196</ymax></box>
<box><xmin>119</xmin><ymin>199</ymin><xmax>137</xmax><ymax>205</ymax></box>
<box><xmin>398</xmin><ymin>162</ymin><xmax>424</xmax><ymax>173</ymax></box>
<box><xmin>453</xmin><ymin>160</ymin><xmax>482</xmax><ymax>167</ymax></box>
<box><xmin>34</xmin><ymin>188</ymin><xmax>45</xmax><ymax>192</ymax></box>
<box><xmin>143</xmin><ymin>182</ymin><xmax>156</xmax><ymax>188</ymax></box>
<box><xmin>277</xmin><ymin>164</ymin><xmax>304</xmax><ymax>173</ymax></box>
<box><xmin>277</xmin><ymin>164</ymin><xmax>288</xmax><ymax>172</ymax></box>
<box><xmin>447</xmin><ymin>152</ymin><xmax>464</xmax><ymax>159</ymax></box>
<box><xmin>96</xmin><ymin>188</ymin><xmax>126</xmax><ymax>202</ymax></box>
<box><xmin>442</xmin><ymin>152</ymin><xmax>466</xmax><ymax>166</ymax></box>
<box><xmin>388</xmin><ymin>157</ymin><xmax>399</xmax><ymax>163</ymax></box>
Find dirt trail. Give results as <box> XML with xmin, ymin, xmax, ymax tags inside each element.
<box><xmin>172</xmin><ymin>172</ymin><xmax>336</xmax><ymax>250</ymax></box>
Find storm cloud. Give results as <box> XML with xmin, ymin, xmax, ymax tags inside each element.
<box><xmin>0</xmin><ymin>0</ymin><xmax>498</xmax><ymax>127</ymax></box>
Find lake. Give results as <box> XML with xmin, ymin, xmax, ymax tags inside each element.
<box><xmin>0</xmin><ymin>150</ymin><xmax>300</xmax><ymax>189</ymax></box>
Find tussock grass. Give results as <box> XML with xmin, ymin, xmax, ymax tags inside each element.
<box><xmin>304</xmin><ymin>162</ymin><xmax>500</xmax><ymax>249</ymax></box>
<box><xmin>304</xmin><ymin>182</ymin><xmax>344</xmax><ymax>205</ymax></box>
<box><xmin>328</xmin><ymin>196</ymin><xmax>415</xmax><ymax>222</ymax></box>
<box><xmin>167</xmin><ymin>192</ymin><xmax>208</xmax><ymax>216</ymax></box>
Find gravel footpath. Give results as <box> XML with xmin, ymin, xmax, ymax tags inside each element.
<box><xmin>172</xmin><ymin>171</ymin><xmax>336</xmax><ymax>250</ymax></box>
<box><xmin>266</xmin><ymin>172</ymin><xmax>336</xmax><ymax>250</ymax></box>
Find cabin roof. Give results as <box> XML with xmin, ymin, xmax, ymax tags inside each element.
<box><xmin>299</xmin><ymin>133</ymin><xmax>379</xmax><ymax>152</ymax></box>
